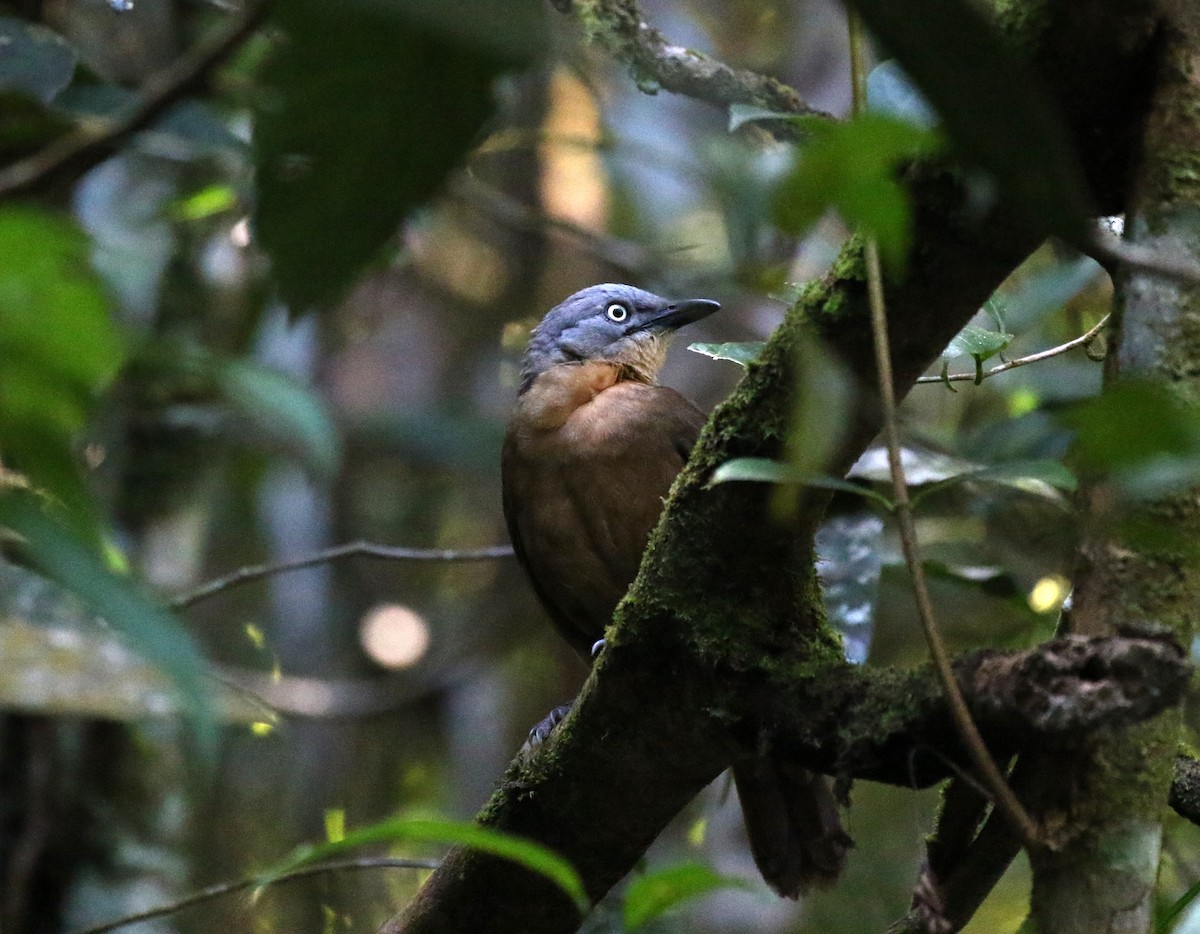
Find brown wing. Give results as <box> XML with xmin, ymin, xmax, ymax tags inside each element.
<box><xmin>502</xmin><ymin>380</ymin><xmax>705</xmax><ymax>659</ymax></box>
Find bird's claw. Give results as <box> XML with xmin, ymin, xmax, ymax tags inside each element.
<box><xmin>522</xmin><ymin>703</ymin><xmax>572</xmax><ymax>754</ymax></box>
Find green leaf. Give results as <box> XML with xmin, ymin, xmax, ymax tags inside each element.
<box><xmin>1159</xmin><ymin>876</ymin><xmax>1200</xmax><ymax>932</ymax></box>
<box><xmin>942</xmin><ymin>323</ymin><xmax>1013</xmax><ymax>364</ymax></box>
<box><xmin>624</xmin><ymin>863</ymin><xmax>752</xmax><ymax>930</ymax></box>
<box><xmin>909</xmin><ymin>458</ymin><xmax>1077</xmax><ymax>507</ymax></box>
<box><xmin>1059</xmin><ymin>381</ymin><xmax>1200</xmax><ymax>499</ymax></box>
<box><xmin>0</xmin><ymin>17</ymin><xmax>76</xmax><ymax>104</ymax></box>
<box><xmin>264</xmin><ymin>816</ymin><xmax>587</xmax><ymax>913</ymax></box>
<box><xmin>0</xmin><ymin>206</ymin><xmax>124</xmax><ymax>518</ymax></box>
<box><xmin>847</xmin><ymin>0</ymin><xmax>1092</xmax><ymax>242</ymax></box>
<box><xmin>773</xmin><ymin>113</ymin><xmax>941</xmax><ymax>271</ymax></box>
<box><xmin>213</xmin><ymin>359</ymin><xmax>342</xmax><ymax>478</ymax></box>
<box><xmin>254</xmin><ymin>0</ymin><xmax>542</xmax><ymax>310</ymax></box>
<box><xmin>687</xmin><ymin>341</ymin><xmax>766</xmax><ymax>366</ymax></box>
<box><xmin>0</xmin><ymin>489</ymin><xmax>217</xmax><ymax>759</ymax></box>
<box><xmin>710</xmin><ymin>458</ymin><xmax>894</xmax><ymax>509</ymax></box>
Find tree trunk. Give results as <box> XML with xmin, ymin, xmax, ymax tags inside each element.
<box><xmin>1028</xmin><ymin>12</ymin><xmax>1200</xmax><ymax>933</ymax></box>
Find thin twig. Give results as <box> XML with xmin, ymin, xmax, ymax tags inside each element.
<box><xmin>0</xmin><ymin>0</ymin><xmax>271</xmax><ymax>197</ymax></box>
<box><xmin>915</xmin><ymin>314</ymin><xmax>1109</xmax><ymax>384</ymax></box>
<box><xmin>69</xmin><ymin>856</ymin><xmax>439</xmax><ymax>934</ymax></box>
<box><xmin>557</xmin><ymin>0</ymin><xmax>829</xmax><ymax>127</ymax></box>
<box><xmin>170</xmin><ymin>542</ymin><xmax>514</xmax><ymax>609</ymax></box>
<box><xmin>848</xmin><ymin>9</ymin><xmax>1040</xmax><ymax>849</ymax></box>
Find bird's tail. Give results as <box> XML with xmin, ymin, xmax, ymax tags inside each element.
<box><xmin>732</xmin><ymin>757</ymin><xmax>852</xmax><ymax>898</ymax></box>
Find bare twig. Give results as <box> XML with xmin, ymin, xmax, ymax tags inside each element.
<box><xmin>0</xmin><ymin>0</ymin><xmax>270</xmax><ymax>197</ymax></box>
<box><xmin>170</xmin><ymin>542</ymin><xmax>514</xmax><ymax>609</ymax></box>
<box><xmin>69</xmin><ymin>856</ymin><xmax>439</xmax><ymax>934</ymax></box>
<box><xmin>849</xmin><ymin>9</ymin><xmax>1040</xmax><ymax>849</ymax></box>
<box><xmin>556</xmin><ymin>0</ymin><xmax>829</xmax><ymax>125</ymax></box>
<box><xmin>915</xmin><ymin>314</ymin><xmax>1110</xmax><ymax>384</ymax></box>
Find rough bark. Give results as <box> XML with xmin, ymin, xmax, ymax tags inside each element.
<box><xmin>382</xmin><ymin>1</ymin><xmax>1169</xmax><ymax>932</ymax></box>
<box><xmin>1028</xmin><ymin>11</ymin><xmax>1200</xmax><ymax>934</ymax></box>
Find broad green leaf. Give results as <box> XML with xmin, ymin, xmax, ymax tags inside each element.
<box><xmin>848</xmin><ymin>0</ymin><xmax>1092</xmax><ymax>242</ymax></box>
<box><xmin>264</xmin><ymin>816</ymin><xmax>587</xmax><ymax>913</ymax></box>
<box><xmin>254</xmin><ymin>0</ymin><xmax>543</xmax><ymax>310</ymax></box>
<box><xmin>710</xmin><ymin>457</ymin><xmax>894</xmax><ymax>509</ymax></box>
<box><xmin>624</xmin><ymin>863</ymin><xmax>752</xmax><ymax>930</ymax></box>
<box><xmin>0</xmin><ymin>206</ymin><xmax>124</xmax><ymax>517</ymax></box>
<box><xmin>0</xmin><ymin>489</ymin><xmax>217</xmax><ymax>759</ymax></box>
<box><xmin>687</xmin><ymin>341</ymin><xmax>766</xmax><ymax>366</ymax></box>
<box><xmin>773</xmin><ymin>113</ymin><xmax>941</xmax><ymax>271</ymax></box>
<box><xmin>214</xmin><ymin>359</ymin><xmax>342</xmax><ymax>478</ymax></box>
<box><xmin>0</xmin><ymin>17</ymin><xmax>76</xmax><ymax>103</ymax></box>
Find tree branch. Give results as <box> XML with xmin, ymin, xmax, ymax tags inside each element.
<box><xmin>71</xmin><ymin>857</ymin><xmax>438</xmax><ymax>934</ymax></box>
<box><xmin>384</xmin><ymin>2</ymin><xmax>1167</xmax><ymax>931</ymax></box>
<box><xmin>169</xmin><ymin>542</ymin><xmax>513</xmax><ymax>609</ymax></box>
<box><xmin>555</xmin><ymin>0</ymin><xmax>829</xmax><ymax>122</ymax></box>
<box><xmin>914</xmin><ymin>314</ymin><xmax>1109</xmax><ymax>385</ymax></box>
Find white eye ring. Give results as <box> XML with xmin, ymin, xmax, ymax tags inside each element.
<box><xmin>606</xmin><ymin>303</ymin><xmax>629</xmax><ymax>323</ymax></box>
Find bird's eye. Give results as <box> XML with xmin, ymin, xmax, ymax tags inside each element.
<box><xmin>606</xmin><ymin>303</ymin><xmax>629</xmax><ymax>323</ymax></box>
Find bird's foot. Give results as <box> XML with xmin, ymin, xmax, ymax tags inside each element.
<box><xmin>520</xmin><ymin>703</ymin><xmax>573</xmax><ymax>757</ymax></box>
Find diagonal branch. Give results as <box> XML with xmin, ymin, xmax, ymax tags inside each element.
<box><xmin>555</xmin><ymin>0</ymin><xmax>829</xmax><ymax>122</ymax></box>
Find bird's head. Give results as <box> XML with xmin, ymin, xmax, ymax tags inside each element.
<box><xmin>519</xmin><ymin>284</ymin><xmax>720</xmax><ymax>392</ymax></box>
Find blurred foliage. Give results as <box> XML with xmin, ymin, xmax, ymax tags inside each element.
<box><xmin>0</xmin><ymin>205</ymin><xmax>123</xmax><ymax>520</ymax></box>
<box><xmin>253</xmin><ymin>0</ymin><xmax>544</xmax><ymax>310</ymax></box>
<box><xmin>773</xmin><ymin>113</ymin><xmax>941</xmax><ymax>270</ymax></box>
<box><xmin>849</xmin><ymin>0</ymin><xmax>1093</xmax><ymax>241</ymax></box>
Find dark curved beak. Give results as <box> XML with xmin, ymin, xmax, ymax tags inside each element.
<box><xmin>641</xmin><ymin>298</ymin><xmax>721</xmax><ymax>332</ymax></box>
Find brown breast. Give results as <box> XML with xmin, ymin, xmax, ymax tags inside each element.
<box><xmin>502</xmin><ymin>362</ymin><xmax>706</xmax><ymax>658</ymax></box>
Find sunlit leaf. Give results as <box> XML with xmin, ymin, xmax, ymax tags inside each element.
<box><xmin>0</xmin><ymin>206</ymin><xmax>124</xmax><ymax>518</ymax></box>
<box><xmin>710</xmin><ymin>457</ymin><xmax>894</xmax><ymax>509</ymax></box>
<box><xmin>687</xmin><ymin>341</ymin><xmax>766</xmax><ymax>366</ymax></box>
<box><xmin>624</xmin><ymin>863</ymin><xmax>752</xmax><ymax>930</ymax></box>
<box><xmin>0</xmin><ymin>489</ymin><xmax>217</xmax><ymax>759</ymax></box>
<box><xmin>171</xmin><ymin>184</ymin><xmax>239</xmax><ymax>222</ymax></box>
<box><xmin>773</xmin><ymin>113</ymin><xmax>941</xmax><ymax>271</ymax></box>
<box><xmin>264</xmin><ymin>816</ymin><xmax>587</xmax><ymax>913</ymax></box>
<box><xmin>848</xmin><ymin>0</ymin><xmax>1092</xmax><ymax>242</ymax></box>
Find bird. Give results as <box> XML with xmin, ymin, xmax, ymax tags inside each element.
<box><xmin>501</xmin><ymin>283</ymin><xmax>850</xmax><ymax>898</ymax></box>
